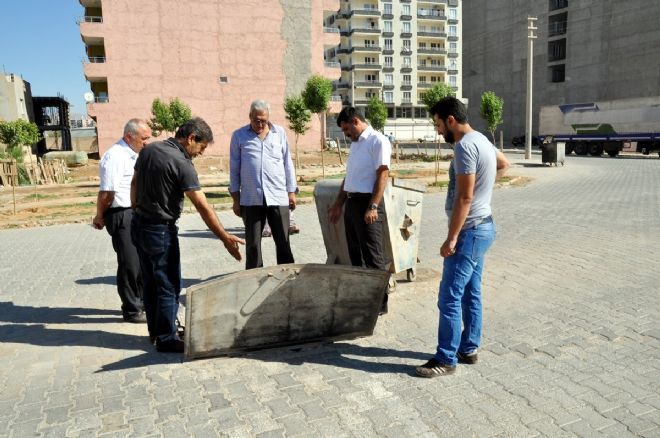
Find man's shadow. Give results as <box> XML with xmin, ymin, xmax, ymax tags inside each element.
<box><xmin>179</xmin><ymin>227</ymin><xmax>245</xmax><ymax>239</ymax></box>
<box><xmin>0</xmin><ymin>301</ymin><xmax>120</xmax><ymax>324</ymax></box>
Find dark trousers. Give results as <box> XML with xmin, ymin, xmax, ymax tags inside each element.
<box><xmin>104</xmin><ymin>208</ymin><xmax>143</xmax><ymax>318</ymax></box>
<box><xmin>343</xmin><ymin>196</ymin><xmax>388</xmax><ymax>271</ymax></box>
<box><xmin>131</xmin><ymin>215</ymin><xmax>181</xmax><ymax>343</ymax></box>
<box><xmin>242</xmin><ymin>203</ymin><xmax>294</xmax><ymax>270</ymax></box>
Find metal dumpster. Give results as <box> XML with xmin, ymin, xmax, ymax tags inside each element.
<box><xmin>314</xmin><ymin>177</ymin><xmax>426</xmax><ymax>281</ymax></box>
<box><xmin>541</xmin><ymin>141</ymin><xmax>565</xmax><ymax>166</ymax></box>
<box><xmin>183</xmin><ymin>264</ymin><xmax>389</xmax><ymax>360</ymax></box>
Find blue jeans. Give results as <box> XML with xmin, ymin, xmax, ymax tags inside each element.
<box><xmin>435</xmin><ymin>219</ymin><xmax>496</xmax><ymax>365</ymax></box>
<box><xmin>131</xmin><ymin>216</ymin><xmax>181</xmax><ymax>343</ymax></box>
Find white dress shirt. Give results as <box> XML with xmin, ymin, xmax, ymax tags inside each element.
<box><xmin>344</xmin><ymin>126</ymin><xmax>391</xmax><ymax>193</ymax></box>
<box><xmin>99</xmin><ymin>139</ymin><xmax>137</xmax><ymax>208</ymax></box>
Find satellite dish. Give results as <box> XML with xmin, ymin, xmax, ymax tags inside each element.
<box><xmin>83</xmin><ymin>92</ymin><xmax>94</xmax><ymax>103</ymax></box>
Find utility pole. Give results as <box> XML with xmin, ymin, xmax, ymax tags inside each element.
<box><xmin>525</xmin><ymin>16</ymin><xmax>537</xmax><ymax>160</ymax></box>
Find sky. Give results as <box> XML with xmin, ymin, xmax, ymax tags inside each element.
<box><xmin>0</xmin><ymin>1</ymin><xmax>88</xmax><ymax>115</ymax></box>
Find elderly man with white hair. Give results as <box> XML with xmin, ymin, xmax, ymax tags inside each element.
<box><xmin>229</xmin><ymin>99</ymin><xmax>297</xmax><ymax>270</ymax></box>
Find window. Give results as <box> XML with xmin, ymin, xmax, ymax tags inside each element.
<box><xmin>449</xmin><ymin>25</ymin><xmax>457</xmax><ymax>36</ymax></box>
<box><xmin>403</xmin><ymin>56</ymin><xmax>411</xmax><ymax>66</ymax></box>
<box><xmin>549</xmin><ymin>64</ymin><xmax>565</xmax><ymax>82</ymax></box>
<box><xmin>449</xmin><ymin>76</ymin><xmax>457</xmax><ymax>86</ymax></box>
<box><xmin>385</xmin><ymin>56</ymin><xmax>393</xmax><ymax>66</ymax></box>
<box><xmin>365</xmin><ymin>39</ymin><xmax>376</xmax><ymax>47</ymax></box>
<box><xmin>364</xmin><ymin>3</ymin><xmax>376</xmax><ymax>10</ymax></box>
<box><xmin>384</xmin><ymin>74</ymin><xmax>393</xmax><ymax>85</ymax></box>
<box><xmin>414</xmin><ymin>107</ymin><xmax>427</xmax><ymax>118</ymax></box>
<box><xmin>449</xmin><ymin>8</ymin><xmax>457</xmax><ymax>19</ymax></box>
<box><xmin>384</xmin><ymin>91</ymin><xmax>394</xmax><ymax>103</ymax></box>
<box><xmin>384</xmin><ymin>39</ymin><xmax>393</xmax><ymax>50</ymax></box>
<box><xmin>403</xmin><ymin>92</ymin><xmax>412</xmax><ymax>102</ymax></box>
<box><xmin>403</xmin><ymin>74</ymin><xmax>411</xmax><ymax>85</ymax></box>
<box><xmin>430</xmin><ymin>76</ymin><xmax>437</xmax><ymax>82</ymax></box>
<box><xmin>402</xmin><ymin>5</ymin><xmax>411</xmax><ymax>15</ymax></box>
<box><xmin>403</xmin><ymin>22</ymin><xmax>411</xmax><ymax>33</ymax></box>
<box><xmin>419</xmin><ymin>76</ymin><xmax>427</xmax><ymax>83</ymax></box>
<box><xmin>403</xmin><ymin>40</ymin><xmax>411</xmax><ymax>50</ymax></box>
<box><xmin>396</xmin><ymin>107</ymin><xmax>412</xmax><ymax>118</ymax></box>
<box><xmin>449</xmin><ymin>42</ymin><xmax>457</xmax><ymax>53</ymax></box>
<box><xmin>419</xmin><ymin>42</ymin><xmax>427</xmax><ymax>49</ymax></box>
<box><xmin>366</xmin><ymin>91</ymin><xmax>377</xmax><ymax>98</ymax></box>
<box><xmin>365</xmin><ymin>74</ymin><xmax>377</xmax><ymax>82</ymax></box>
<box><xmin>549</xmin><ymin>0</ymin><xmax>568</xmax><ymax>11</ymax></box>
<box><xmin>548</xmin><ymin>38</ymin><xmax>566</xmax><ymax>61</ymax></box>
<box><xmin>364</xmin><ymin>56</ymin><xmax>376</xmax><ymax>64</ymax></box>
<box><xmin>383</xmin><ymin>3</ymin><xmax>392</xmax><ymax>14</ymax></box>
<box><xmin>384</xmin><ymin>21</ymin><xmax>392</xmax><ymax>32</ymax></box>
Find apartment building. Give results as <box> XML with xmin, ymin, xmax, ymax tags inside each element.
<box><xmin>325</xmin><ymin>0</ymin><xmax>462</xmax><ymax>140</ymax></box>
<box><xmin>462</xmin><ymin>0</ymin><xmax>660</xmax><ymax>141</ymax></box>
<box><xmin>79</xmin><ymin>0</ymin><xmax>341</xmax><ymax>155</ymax></box>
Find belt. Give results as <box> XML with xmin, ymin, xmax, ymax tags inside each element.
<box><xmin>346</xmin><ymin>192</ymin><xmax>372</xmax><ymax>199</ymax></box>
<box><xmin>475</xmin><ymin>215</ymin><xmax>493</xmax><ymax>225</ymax></box>
<box><xmin>134</xmin><ymin>213</ymin><xmax>177</xmax><ymax>226</ymax></box>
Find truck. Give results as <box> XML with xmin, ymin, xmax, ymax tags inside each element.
<box><xmin>538</xmin><ymin>97</ymin><xmax>660</xmax><ymax>158</ymax></box>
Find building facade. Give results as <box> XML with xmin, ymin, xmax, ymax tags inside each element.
<box><xmin>325</xmin><ymin>0</ymin><xmax>462</xmax><ymax>140</ymax></box>
<box><xmin>79</xmin><ymin>0</ymin><xmax>341</xmax><ymax>155</ymax></box>
<box><xmin>462</xmin><ymin>0</ymin><xmax>660</xmax><ymax>142</ymax></box>
<box><xmin>0</xmin><ymin>74</ymin><xmax>34</xmax><ymax>123</ymax></box>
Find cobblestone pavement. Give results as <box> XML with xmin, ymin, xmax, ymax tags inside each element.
<box><xmin>1</xmin><ymin>153</ymin><xmax>659</xmax><ymax>437</ymax></box>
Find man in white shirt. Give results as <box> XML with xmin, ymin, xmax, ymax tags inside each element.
<box><xmin>93</xmin><ymin>119</ymin><xmax>151</xmax><ymax>323</ymax></box>
<box><xmin>328</xmin><ymin>107</ymin><xmax>392</xmax><ymax>314</ymax></box>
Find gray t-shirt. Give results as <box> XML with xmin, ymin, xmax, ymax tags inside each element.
<box><xmin>445</xmin><ymin>131</ymin><xmax>497</xmax><ymax>228</ymax></box>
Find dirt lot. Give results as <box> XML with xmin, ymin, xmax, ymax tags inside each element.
<box><xmin>0</xmin><ymin>150</ymin><xmax>468</xmax><ymax>229</ymax></box>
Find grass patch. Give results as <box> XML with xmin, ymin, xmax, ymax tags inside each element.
<box><xmin>428</xmin><ymin>180</ymin><xmax>449</xmax><ymax>188</ymax></box>
<box><xmin>58</xmin><ymin>202</ymin><xmax>96</xmax><ymax>209</ymax></box>
<box><xmin>497</xmin><ymin>176</ymin><xmax>512</xmax><ymax>183</ymax></box>
<box><xmin>24</xmin><ymin>193</ymin><xmax>58</xmax><ymax>200</ymax></box>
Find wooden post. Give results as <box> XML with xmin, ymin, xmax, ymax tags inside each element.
<box><xmin>335</xmin><ymin>137</ymin><xmax>343</xmax><ymax>166</ymax></box>
<box><xmin>499</xmin><ymin>130</ymin><xmax>504</xmax><ymax>151</ymax></box>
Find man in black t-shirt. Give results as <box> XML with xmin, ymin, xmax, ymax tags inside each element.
<box><xmin>131</xmin><ymin>117</ymin><xmax>244</xmax><ymax>353</ymax></box>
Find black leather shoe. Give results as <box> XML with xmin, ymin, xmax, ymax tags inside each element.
<box><xmin>124</xmin><ymin>312</ymin><xmax>147</xmax><ymax>324</ymax></box>
<box><xmin>155</xmin><ymin>338</ymin><xmax>184</xmax><ymax>353</ymax></box>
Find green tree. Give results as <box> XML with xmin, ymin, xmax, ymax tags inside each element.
<box><xmin>148</xmin><ymin>97</ymin><xmax>192</xmax><ymax>136</ymax></box>
<box><xmin>0</xmin><ymin>119</ymin><xmax>42</xmax><ymax>162</ymax></box>
<box><xmin>284</xmin><ymin>94</ymin><xmax>312</xmax><ymax>170</ymax></box>
<box><xmin>365</xmin><ymin>97</ymin><xmax>387</xmax><ymax>132</ymax></box>
<box><xmin>421</xmin><ymin>83</ymin><xmax>455</xmax><ymax>112</ymax></box>
<box><xmin>480</xmin><ymin>91</ymin><xmax>504</xmax><ymax>144</ymax></box>
<box><xmin>302</xmin><ymin>75</ymin><xmax>333</xmax><ymax>177</ymax></box>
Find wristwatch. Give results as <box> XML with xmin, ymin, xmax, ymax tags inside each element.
<box><xmin>369</xmin><ymin>203</ymin><xmax>378</xmax><ymax>211</ymax></box>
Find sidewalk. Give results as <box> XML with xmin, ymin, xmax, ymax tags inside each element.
<box><xmin>0</xmin><ymin>153</ymin><xmax>659</xmax><ymax>436</ymax></box>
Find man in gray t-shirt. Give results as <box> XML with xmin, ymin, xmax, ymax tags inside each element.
<box><xmin>416</xmin><ymin>97</ymin><xmax>510</xmax><ymax>378</ymax></box>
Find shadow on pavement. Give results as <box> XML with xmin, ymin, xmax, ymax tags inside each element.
<box><xmin>179</xmin><ymin>227</ymin><xmax>246</xmax><ymax>239</ymax></box>
<box><xmin>0</xmin><ymin>301</ymin><xmax>121</xmax><ymax>324</ymax></box>
<box><xmin>75</xmin><ymin>275</ymin><xmax>117</xmax><ymax>286</ymax></box>
<box><xmin>242</xmin><ymin>342</ymin><xmax>428</xmax><ymax>376</ymax></box>
<box><xmin>0</xmin><ymin>323</ymin><xmax>148</xmax><ymax>351</ymax></box>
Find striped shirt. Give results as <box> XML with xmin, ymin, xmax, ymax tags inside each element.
<box><xmin>229</xmin><ymin>123</ymin><xmax>297</xmax><ymax>206</ymax></box>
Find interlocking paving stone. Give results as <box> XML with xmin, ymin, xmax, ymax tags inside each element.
<box><xmin>2</xmin><ymin>154</ymin><xmax>660</xmax><ymax>436</ymax></box>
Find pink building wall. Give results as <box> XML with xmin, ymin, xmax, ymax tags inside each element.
<box><xmin>81</xmin><ymin>0</ymin><xmax>340</xmax><ymax>156</ymax></box>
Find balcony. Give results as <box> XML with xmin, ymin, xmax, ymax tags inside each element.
<box><xmin>418</xmin><ymin>64</ymin><xmax>447</xmax><ymax>71</ymax></box>
<box><xmin>77</xmin><ymin>15</ymin><xmax>103</xmax><ymax>23</ymax></box>
<box><xmin>325</xmin><ymin>61</ymin><xmax>341</xmax><ymax>68</ymax></box>
<box><xmin>347</xmin><ymin>9</ymin><xmax>381</xmax><ymax>18</ymax></box>
<box><xmin>400</xmin><ymin>15</ymin><xmax>412</xmax><ymax>20</ymax></box>
<box><xmin>400</xmin><ymin>98</ymin><xmax>413</xmax><ymax>105</ymax></box>
<box><xmin>354</xmin><ymin>80</ymin><xmax>382</xmax><ymax>88</ymax></box>
<box><xmin>400</xmin><ymin>83</ymin><xmax>413</xmax><ymax>91</ymax></box>
<box><xmin>448</xmin><ymin>18</ymin><xmax>459</xmax><ymax>25</ymax></box>
<box><xmin>382</xmin><ymin>31</ymin><xmax>394</xmax><ymax>37</ymax></box>
<box><xmin>418</xmin><ymin>47</ymin><xmax>447</xmax><ymax>55</ymax></box>
<box><xmin>352</xmin><ymin>63</ymin><xmax>382</xmax><ymax>70</ymax></box>
<box><xmin>417</xmin><ymin>82</ymin><xmax>432</xmax><ymax>88</ymax></box>
<box><xmin>334</xmin><ymin>81</ymin><xmax>350</xmax><ymax>90</ymax></box>
<box><xmin>400</xmin><ymin>32</ymin><xmax>413</xmax><ymax>38</ymax></box>
<box><xmin>382</xmin><ymin>13</ymin><xmax>394</xmax><ymax>19</ymax></box>
<box><xmin>418</xmin><ymin>0</ymin><xmax>447</xmax><ymax>3</ymax></box>
<box><xmin>417</xmin><ymin>12</ymin><xmax>447</xmax><ymax>21</ymax></box>
<box><xmin>448</xmin><ymin>34</ymin><xmax>459</xmax><ymax>41</ymax></box>
<box><xmin>342</xmin><ymin>27</ymin><xmax>381</xmax><ymax>36</ymax></box>
<box><xmin>349</xmin><ymin>45</ymin><xmax>381</xmax><ymax>53</ymax></box>
<box><xmin>447</xmin><ymin>49</ymin><xmax>459</xmax><ymax>58</ymax></box>
<box><xmin>382</xmin><ymin>66</ymin><xmax>394</xmax><ymax>72</ymax></box>
<box><xmin>417</xmin><ymin>31</ymin><xmax>447</xmax><ymax>38</ymax></box>
<box><xmin>80</xmin><ymin>0</ymin><xmax>103</xmax><ymax>6</ymax></box>
<box><xmin>383</xmin><ymin>48</ymin><xmax>394</xmax><ymax>55</ymax></box>
<box><xmin>383</xmin><ymin>84</ymin><xmax>395</xmax><ymax>90</ymax></box>
<box><xmin>448</xmin><ymin>68</ymin><xmax>458</xmax><ymax>75</ymax></box>
<box><xmin>400</xmin><ymin>66</ymin><xmax>413</xmax><ymax>73</ymax></box>
<box><xmin>324</xmin><ymin>26</ymin><xmax>340</xmax><ymax>33</ymax></box>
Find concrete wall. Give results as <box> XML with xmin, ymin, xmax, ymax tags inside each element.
<box><xmin>462</xmin><ymin>0</ymin><xmax>660</xmax><ymax>143</ymax></box>
<box><xmin>0</xmin><ymin>74</ymin><xmax>34</xmax><ymax>122</ymax></box>
<box><xmin>82</xmin><ymin>0</ymin><xmax>341</xmax><ymax>156</ymax></box>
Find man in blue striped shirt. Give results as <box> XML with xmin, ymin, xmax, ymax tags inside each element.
<box><xmin>229</xmin><ymin>100</ymin><xmax>297</xmax><ymax>269</ymax></box>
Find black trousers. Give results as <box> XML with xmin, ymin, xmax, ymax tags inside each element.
<box><xmin>241</xmin><ymin>203</ymin><xmax>294</xmax><ymax>269</ymax></box>
<box><xmin>105</xmin><ymin>208</ymin><xmax>144</xmax><ymax>318</ymax></box>
<box><xmin>343</xmin><ymin>196</ymin><xmax>388</xmax><ymax>271</ymax></box>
